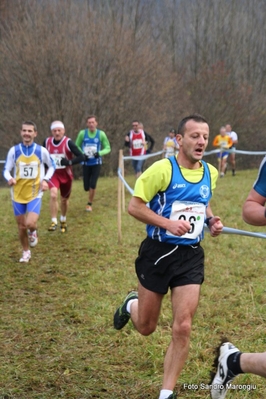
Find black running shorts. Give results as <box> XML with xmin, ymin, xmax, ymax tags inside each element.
<box><xmin>135</xmin><ymin>236</ymin><xmax>204</xmax><ymax>294</ymax></box>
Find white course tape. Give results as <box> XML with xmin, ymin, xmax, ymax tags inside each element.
<box><xmin>123</xmin><ymin>150</ymin><xmax>164</xmax><ymax>161</ymax></box>
<box><xmin>206</xmin><ymin>225</ymin><xmax>266</xmax><ymax>239</ymax></box>
<box><xmin>204</xmin><ymin>149</ymin><xmax>266</xmax><ymax>156</ymax></box>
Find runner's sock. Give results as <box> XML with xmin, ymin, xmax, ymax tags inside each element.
<box><xmin>159</xmin><ymin>389</ymin><xmax>173</xmax><ymax>399</ymax></box>
<box><xmin>227</xmin><ymin>351</ymin><xmax>243</xmax><ymax>375</ymax></box>
<box><xmin>126</xmin><ymin>299</ymin><xmax>138</xmax><ymax>313</ymax></box>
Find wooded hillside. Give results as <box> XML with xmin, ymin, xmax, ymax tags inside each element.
<box><xmin>1</xmin><ymin>0</ymin><xmax>265</xmax><ymax>171</ymax></box>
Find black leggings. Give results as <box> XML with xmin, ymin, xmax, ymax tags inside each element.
<box><xmin>82</xmin><ymin>164</ymin><xmax>101</xmax><ymax>191</ymax></box>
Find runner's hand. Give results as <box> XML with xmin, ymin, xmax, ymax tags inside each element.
<box><xmin>167</xmin><ymin>219</ymin><xmax>191</xmax><ymax>236</ymax></box>
<box><xmin>208</xmin><ymin>216</ymin><xmax>223</xmax><ymax>237</ymax></box>
<box><xmin>60</xmin><ymin>158</ymin><xmax>70</xmax><ymax>166</ymax></box>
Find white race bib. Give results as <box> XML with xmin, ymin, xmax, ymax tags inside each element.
<box><xmin>166</xmin><ymin>147</ymin><xmax>175</xmax><ymax>156</ymax></box>
<box><xmin>19</xmin><ymin>161</ymin><xmax>38</xmax><ymax>179</ymax></box>
<box><xmin>50</xmin><ymin>153</ymin><xmax>66</xmax><ymax>169</ymax></box>
<box><xmin>83</xmin><ymin>144</ymin><xmax>97</xmax><ymax>158</ymax></box>
<box><xmin>132</xmin><ymin>139</ymin><xmax>144</xmax><ymax>149</ymax></box>
<box><xmin>166</xmin><ymin>201</ymin><xmax>205</xmax><ymax>239</ymax></box>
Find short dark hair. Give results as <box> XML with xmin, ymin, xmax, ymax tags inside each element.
<box><xmin>132</xmin><ymin>120</ymin><xmax>139</xmax><ymax>125</ymax></box>
<box><xmin>22</xmin><ymin>120</ymin><xmax>37</xmax><ymax>131</ymax></box>
<box><xmin>87</xmin><ymin>115</ymin><xmax>97</xmax><ymax>121</ymax></box>
<box><xmin>177</xmin><ymin>114</ymin><xmax>208</xmax><ymax>136</ymax></box>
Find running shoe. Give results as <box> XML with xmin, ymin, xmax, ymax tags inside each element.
<box><xmin>19</xmin><ymin>250</ymin><xmax>31</xmax><ymax>263</ymax></box>
<box><xmin>166</xmin><ymin>394</ymin><xmax>177</xmax><ymax>399</ymax></box>
<box><xmin>60</xmin><ymin>222</ymin><xmax>67</xmax><ymax>233</ymax></box>
<box><xmin>48</xmin><ymin>222</ymin><xmax>57</xmax><ymax>231</ymax></box>
<box><xmin>86</xmin><ymin>204</ymin><xmax>92</xmax><ymax>212</ymax></box>
<box><xmin>210</xmin><ymin>342</ymin><xmax>240</xmax><ymax>399</ymax></box>
<box><xmin>28</xmin><ymin>230</ymin><xmax>38</xmax><ymax>247</ymax></box>
<box><xmin>113</xmin><ymin>291</ymin><xmax>138</xmax><ymax>330</ymax></box>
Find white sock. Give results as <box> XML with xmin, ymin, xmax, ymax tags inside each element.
<box><xmin>126</xmin><ymin>299</ymin><xmax>138</xmax><ymax>314</ymax></box>
<box><xmin>60</xmin><ymin>216</ymin><xmax>66</xmax><ymax>222</ymax></box>
<box><xmin>159</xmin><ymin>389</ymin><xmax>173</xmax><ymax>399</ymax></box>
<box><xmin>52</xmin><ymin>218</ymin><xmax>57</xmax><ymax>224</ymax></box>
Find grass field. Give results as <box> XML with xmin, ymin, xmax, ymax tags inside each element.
<box><xmin>0</xmin><ymin>169</ymin><xmax>266</xmax><ymax>399</ymax></box>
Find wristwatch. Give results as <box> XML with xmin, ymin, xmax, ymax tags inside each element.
<box><xmin>205</xmin><ymin>217</ymin><xmax>213</xmax><ymax>226</ymax></box>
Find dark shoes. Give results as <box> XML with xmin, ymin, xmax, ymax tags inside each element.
<box><xmin>113</xmin><ymin>291</ymin><xmax>138</xmax><ymax>330</ymax></box>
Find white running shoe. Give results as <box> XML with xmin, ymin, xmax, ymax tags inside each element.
<box><xmin>28</xmin><ymin>230</ymin><xmax>38</xmax><ymax>247</ymax></box>
<box><xmin>210</xmin><ymin>342</ymin><xmax>240</xmax><ymax>399</ymax></box>
<box><xmin>19</xmin><ymin>250</ymin><xmax>31</xmax><ymax>263</ymax></box>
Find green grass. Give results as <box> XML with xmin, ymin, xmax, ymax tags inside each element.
<box><xmin>0</xmin><ymin>169</ymin><xmax>266</xmax><ymax>398</ymax></box>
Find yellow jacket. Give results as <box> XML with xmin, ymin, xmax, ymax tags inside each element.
<box><xmin>213</xmin><ymin>135</ymin><xmax>233</xmax><ymax>149</ymax></box>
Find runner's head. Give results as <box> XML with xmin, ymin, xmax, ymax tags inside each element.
<box><xmin>132</xmin><ymin>120</ymin><xmax>139</xmax><ymax>133</ymax></box>
<box><xmin>176</xmin><ymin>114</ymin><xmax>209</xmax><ymax>166</ymax></box>
<box><xmin>86</xmin><ymin>115</ymin><xmax>98</xmax><ymax>132</ymax></box>
<box><xmin>169</xmin><ymin>128</ymin><xmax>176</xmax><ymax>138</ymax></box>
<box><xmin>177</xmin><ymin>114</ymin><xmax>208</xmax><ymax>137</ymax></box>
<box><xmin>220</xmin><ymin>126</ymin><xmax>226</xmax><ymax>136</ymax></box>
<box><xmin>50</xmin><ymin>121</ymin><xmax>65</xmax><ymax>141</ymax></box>
<box><xmin>21</xmin><ymin>121</ymin><xmax>37</xmax><ymax>145</ymax></box>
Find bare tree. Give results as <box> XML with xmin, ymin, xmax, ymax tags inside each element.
<box><xmin>0</xmin><ymin>0</ymin><xmax>179</xmax><ymax>173</ymax></box>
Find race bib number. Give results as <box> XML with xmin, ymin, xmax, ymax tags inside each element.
<box><xmin>50</xmin><ymin>153</ymin><xmax>65</xmax><ymax>169</ymax></box>
<box><xmin>166</xmin><ymin>201</ymin><xmax>205</xmax><ymax>239</ymax></box>
<box><xmin>19</xmin><ymin>161</ymin><xmax>38</xmax><ymax>179</ymax></box>
<box><xmin>220</xmin><ymin>139</ymin><xmax>228</xmax><ymax>148</ymax></box>
<box><xmin>83</xmin><ymin>144</ymin><xmax>97</xmax><ymax>158</ymax></box>
<box><xmin>132</xmin><ymin>139</ymin><xmax>144</xmax><ymax>149</ymax></box>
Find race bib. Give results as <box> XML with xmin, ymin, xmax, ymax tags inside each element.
<box><xmin>166</xmin><ymin>147</ymin><xmax>175</xmax><ymax>155</ymax></box>
<box><xmin>132</xmin><ymin>139</ymin><xmax>144</xmax><ymax>149</ymax></box>
<box><xmin>83</xmin><ymin>144</ymin><xmax>97</xmax><ymax>158</ymax></box>
<box><xmin>50</xmin><ymin>153</ymin><xmax>65</xmax><ymax>169</ymax></box>
<box><xmin>166</xmin><ymin>201</ymin><xmax>205</xmax><ymax>239</ymax></box>
<box><xmin>220</xmin><ymin>139</ymin><xmax>227</xmax><ymax>147</ymax></box>
<box><xmin>19</xmin><ymin>161</ymin><xmax>38</xmax><ymax>179</ymax></box>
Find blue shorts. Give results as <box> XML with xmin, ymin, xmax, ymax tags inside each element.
<box><xmin>12</xmin><ymin>198</ymin><xmax>42</xmax><ymax>216</ymax></box>
<box><xmin>217</xmin><ymin>152</ymin><xmax>229</xmax><ymax>159</ymax></box>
